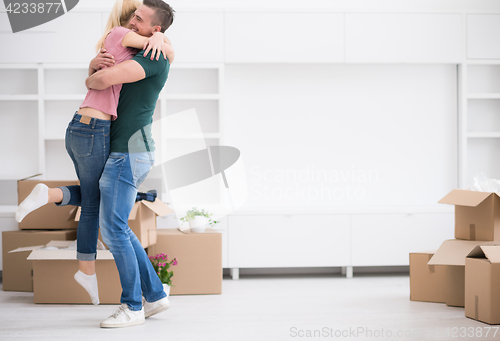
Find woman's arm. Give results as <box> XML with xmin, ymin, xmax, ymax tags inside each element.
<box><xmin>121</xmin><ymin>31</ymin><xmax>175</xmax><ymax>63</ymax></box>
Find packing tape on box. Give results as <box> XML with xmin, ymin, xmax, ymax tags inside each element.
<box><xmin>470</xmin><ymin>224</ymin><xmax>476</xmax><ymax>240</ymax></box>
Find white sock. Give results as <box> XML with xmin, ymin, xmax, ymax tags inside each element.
<box><xmin>74</xmin><ymin>270</ymin><xmax>100</xmax><ymax>305</ymax></box>
<box><xmin>16</xmin><ymin>183</ymin><xmax>49</xmax><ymax>222</ymax></box>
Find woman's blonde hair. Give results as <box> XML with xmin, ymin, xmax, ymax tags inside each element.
<box><xmin>95</xmin><ymin>0</ymin><xmax>142</xmax><ymax>52</ymax></box>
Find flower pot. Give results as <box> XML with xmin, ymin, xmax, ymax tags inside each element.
<box><xmin>189</xmin><ymin>216</ymin><xmax>209</xmax><ymax>233</ymax></box>
<box><xmin>162</xmin><ymin>283</ymin><xmax>171</xmax><ymax>298</ymax></box>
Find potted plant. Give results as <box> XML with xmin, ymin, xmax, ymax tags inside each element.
<box><xmin>179</xmin><ymin>207</ymin><xmax>219</xmax><ymax>233</ymax></box>
<box><xmin>149</xmin><ymin>253</ymin><xmax>177</xmax><ymax>296</ymax></box>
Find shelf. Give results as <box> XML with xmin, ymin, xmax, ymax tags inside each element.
<box><xmin>163</xmin><ymin>94</ymin><xmax>220</xmax><ymax>100</ymax></box>
<box><xmin>467</xmin><ymin>93</ymin><xmax>500</xmax><ymax>99</ymax></box>
<box><xmin>165</xmin><ymin>133</ymin><xmax>221</xmax><ymax>139</ymax></box>
<box><xmin>229</xmin><ymin>205</ymin><xmax>455</xmax><ymax>215</ymax></box>
<box><xmin>44</xmin><ymin>136</ymin><xmax>65</xmax><ymax>141</ymax></box>
<box><xmin>466</xmin><ymin>60</ymin><xmax>500</xmax><ymax>65</ymax></box>
<box><xmin>170</xmin><ymin>63</ymin><xmax>223</xmax><ymax>69</ymax></box>
<box><xmin>0</xmin><ymin>205</ymin><xmax>17</xmax><ymax>218</ymax></box>
<box><xmin>43</xmin><ymin>64</ymin><xmax>89</xmax><ymax>69</ymax></box>
<box><xmin>0</xmin><ymin>64</ymin><xmax>38</xmax><ymax>69</ymax></box>
<box><xmin>0</xmin><ymin>95</ymin><xmax>38</xmax><ymax>101</ymax></box>
<box><xmin>43</xmin><ymin>95</ymin><xmax>86</xmax><ymax>100</ymax></box>
<box><xmin>467</xmin><ymin>132</ymin><xmax>500</xmax><ymax>138</ymax></box>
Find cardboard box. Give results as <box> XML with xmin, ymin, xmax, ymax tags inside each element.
<box><xmin>465</xmin><ymin>245</ymin><xmax>500</xmax><ymax>324</ymax></box>
<box><xmin>76</xmin><ymin>199</ymin><xmax>173</xmax><ymax>249</ymax></box>
<box><xmin>18</xmin><ymin>179</ymin><xmax>79</xmax><ymax>230</ymax></box>
<box><xmin>148</xmin><ymin>228</ymin><xmax>222</xmax><ymax>295</ymax></box>
<box><xmin>2</xmin><ymin>230</ymin><xmax>77</xmax><ymax>291</ymax></box>
<box><xmin>428</xmin><ymin>239</ymin><xmax>500</xmax><ymax>307</ymax></box>
<box><xmin>439</xmin><ymin>189</ymin><xmax>500</xmax><ymax>241</ymax></box>
<box><xmin>11</xmin><ymin>240</ymin><xmax>121</xmax><ymax>304</ymax></box>
<box><xmin>409</xmin><ymin>251</ymin><xmax>447</xmax><ymax>303</ymax></box>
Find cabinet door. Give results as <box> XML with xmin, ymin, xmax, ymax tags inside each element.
<box><xmin>227</xmin><ymin>215</ymin><xmax>350</xmax><ymax>268</ymax></box>
<box><xmin>0</xmin><ymin>12</ymin><xmax>102</xmax><ymax>63</ymax></box>
<box><xmin>351</xmin><ymin>213</ymin><xmax>454</xmax><ymax>266</ymax></box>
<box><xmin>214</xmin><ymin>217</ymin><xmax>228</xmax><ymax>268</ymax></box>
<box><xmin>345</xmin><ymin>14</ymin><xmax>462</xmax><ymax>63</ymax></box>
<box><xmin>166</xmin><ymin>12</ymin><xmax>224</xmax><ymax>63</ymax></box>
<box><xmin>225</xmin><ymin>13</ymin><xmax>344</xmax><ymax>63</ymax></box>
<box><xmin>467</xmin><ymin>15</ymin><xmax>500</xmax><ymax>59</ymax></box>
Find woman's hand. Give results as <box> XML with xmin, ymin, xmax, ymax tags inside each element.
<box><xmin>143</xmin><ymin>32</ymin><xmax>169</xmax><ymax>61</ymax></box>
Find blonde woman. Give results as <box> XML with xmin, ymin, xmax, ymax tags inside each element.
<box><xmin>16</xmin><ymin>0</ymin><xmax>174</xmax><ymax>305</ymax></box>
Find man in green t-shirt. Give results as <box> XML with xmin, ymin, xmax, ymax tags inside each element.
<box><xmin>85</xmin><ymin>0</ymin><xmax>174</xmax><ymax>329</ymax></box>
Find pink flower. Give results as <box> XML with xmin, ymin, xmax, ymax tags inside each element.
<box><xmin>172</xmin><ymin>259</ymin><xmax>178</xmax><ymax>265</ymax></box>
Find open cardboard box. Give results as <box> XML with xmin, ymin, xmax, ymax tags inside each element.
<box><xmin>409</xmin><ymin>251</ymin><xmax>447</xmax><ymax>303</ymax></box>
<box><xmin>428</xmin><ymin>239</ymin><xmax>500</xmax><ymax>307</ymax></box>
<box><xmin>465</xmin><ymin>245</ymin><xmax>500</xmax><ymax>324</ymax></box>
<box><xmin>10</xmin><ymin>240</ymin><xmax>121</xmax><ymax>304</ymax></box>
<box><xmin>439</xmin><ymin>189</ymin><xmax>500</xmax><ymax>241</ymax></box>
<box><xmin>2</xmin><ymin>230</ymin><xmax>77</xmax><ymax>292</ymax></box>
<box><xmin>75</xmin><ymin>199</ymin><xmax>173</xmax><ymax>249</ymax></box>
<box><xmin>18</xmin><ymin>179</ymin><xmax>79</xmax><ymax>230</ymax></box>
<box><xmin>147</xmin><ymin>228</ymin><xmax>222</xmax><ymax>295</ymax></box>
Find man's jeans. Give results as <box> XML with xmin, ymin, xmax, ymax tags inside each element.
<box><xmin>99</xmin><ymin>152</ymin><xmax>166</xmax><ymax>311</ymax></box>
<box><xmin>58</xmin><ymin>113</ymin><xmax>110</xmax><ymax>261</ymax></box>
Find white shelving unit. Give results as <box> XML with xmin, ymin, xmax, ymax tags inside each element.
<box><xmin>0</xmin><ymin>62</ymin><xmax>224</xmax><ymax>181</ymax></box>
<box><xmin>460</xmin><ymin>61</ymin><xmax>500</xmax><ymax>186</ymax></box>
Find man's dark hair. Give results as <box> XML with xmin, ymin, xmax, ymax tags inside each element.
<box><xmin>143</xmin><ymin>0</ymin><xmax>175</xmax><ymax>33</ymax></box>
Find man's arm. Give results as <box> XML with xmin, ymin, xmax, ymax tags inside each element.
<box><xmin>85</xmin><ymin>59</ymin><xmax>145</xmax><ymax>90</ymax></box>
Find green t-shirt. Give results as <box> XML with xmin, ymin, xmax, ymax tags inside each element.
<box><xmin>110</xmin><ymin>50</ymin><xmax>170</xmax><ymax>153</ymax></box>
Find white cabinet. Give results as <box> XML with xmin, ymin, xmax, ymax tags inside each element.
<box><xmin>225</xmin><ymin>13</ymin><xmax>344</xmax><ymax>63</ymax></box>
<box><xmin>351</xmin><ymin>213</ymin><xmax>454</xmax><ymax>266</ymax></box>
<box><xmin>166</xmin><ymin>12</ymin><xmax>224</xmax><ymax>63</ymax></box>
<box><xmin>227</xmin><ymin>215</ymin><xmax>351</xmax><ymax>268</ymax></box>
<box><xmin>345</xmin><ymin>14</ymin><xmax>462</xmax><ymax>63</ymax></box>
<box><xmin>467</xmin><ymin>15</ymin><xmax>500</xmax><ymax>59</ymax></box>
<box><xmin>461</xmin><ymin>63</ymin><xmax>500</xmax><ymax>184</ymax></box>
<box><xmin>0</xmin><ymin>12</ymin><xmax>102</xmax><ymax>63</ymax></box>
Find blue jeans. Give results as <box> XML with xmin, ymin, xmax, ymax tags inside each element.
<box><xmin>99</xmin><ymin>152</ymin><xmax>166</xmax><ymax>311</ymax></box>
<box><xmin>58</xmin><ymin>113</ymin><xmax>110</xmax><ymax>261</ymax></box>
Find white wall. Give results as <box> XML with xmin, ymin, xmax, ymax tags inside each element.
<box><xmin>224</xmin><ymin>64</ymin><xmax>458</xmax><ymax>208</ymax></box>
<box><xmin>73</xmin><ymin>0</ymin><xmax>500</xmax><ymax>12</ymax></box>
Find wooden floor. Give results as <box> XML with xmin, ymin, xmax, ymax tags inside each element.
<box><xmin>0</xmin><ymin>273</ymin><xmax>494</xmax><ymax>341</ymax></box>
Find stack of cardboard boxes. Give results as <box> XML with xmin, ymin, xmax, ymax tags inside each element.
<box><xmin>3</xmin><ymin>178</ymin><xmax>223</xmax><ymax>304</ymax></box>
<box><xmin>410</xmin><ymin>189</ymin><xmax>500</xmax><ymax>324</ymax></box>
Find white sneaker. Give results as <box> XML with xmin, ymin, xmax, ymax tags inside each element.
<box><xmin>100</xmin><ymin>304</ymin><xmax>145</xmax><ymax>328</ymax></box>
<box><xmin>143</xmin><ymin>296</ymin><xmax>171</xmax><ymax>318</ymax></box>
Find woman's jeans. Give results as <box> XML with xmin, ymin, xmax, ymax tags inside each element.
<box><xmin>58</xmin><ymin>113</ymin><xmax>110</xmax><ymax>261</ymax></box>
<box><xmin>99</xmin><ymin>152</ymin><xmax>166</xmax><ymax>311</ymax></box>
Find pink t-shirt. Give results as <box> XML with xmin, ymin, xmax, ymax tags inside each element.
<box><xmin>79</xmin><ymin>27</ymin><xmax>138</xmax><ymax>120</ymax></box>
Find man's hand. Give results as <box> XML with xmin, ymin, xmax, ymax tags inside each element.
<box><xmin>89</xmin><ymin>49</ymin><xmax>115</xmax><ymax>75</ymax></box>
